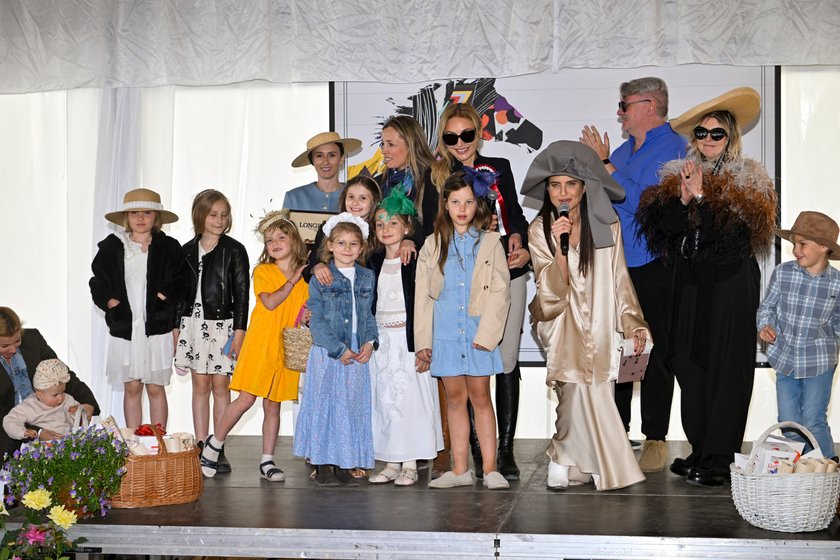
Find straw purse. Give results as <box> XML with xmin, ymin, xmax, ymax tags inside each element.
<box><xmin>283</xmin><ymin>304</ymin><xmax>312</xmax><ymax>372</ymax></box>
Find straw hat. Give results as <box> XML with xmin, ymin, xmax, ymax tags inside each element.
<box><xmin>33</xmin><ymin>358</ymin><xmax>70</xmax><ymax>390</ymax></box>
<box><xmin>670</xmin><ymin>87</ymin><xmax>761</xmax><ymax>136</ymax></box>
<box><xmin>520</xmin><ymin>141</ymin><xmax>625</xmax><ymax>249</ymax></box>
<box><xmin>105</xmin><ymin>188</ymin><xmax>178</xmax><ymax>226</ymax></box>
<box><xmin>776</xmin><ymin>211</ymin><xmax>840</xmax><ymax>259</ymax></box>
<box><xmin>291</xmin><ymin>132</ymin><xmax>362</xmax><ymax>168</ymax></box>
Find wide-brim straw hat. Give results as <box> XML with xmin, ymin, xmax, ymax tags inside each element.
<box><xmin>670</xmin><ymin>87</ymin><xmax>761</xmax><ymax>136</ymax></box>
<box><xmin>776</xmin><ymin>211</ymin><xmax>840</xmax><ymax>259</ymax></box>
<box><xmin>520</xmin><ymin>141</ymin><xmax>625</xmax><ymax>249</ymax></box>
<box><xmin>291</xmin><ymin>132</ymin><xmax>362</xmax><ymax>168</ymax></box>
<box><xmin>105</xmin><ymin>188</ymin><xmax>179</xmax><ymax>225</ymax></box>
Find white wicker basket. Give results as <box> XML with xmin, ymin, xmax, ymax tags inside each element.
<box><xmin>730</xmin><ymin>421</ymin><xmax>840</xmax><ymax>532</ymax></box>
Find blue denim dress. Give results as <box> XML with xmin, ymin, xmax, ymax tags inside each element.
<box><xmin>430</xmin><ymin>229</ymin><xmax>503</xmax><ymax>377</ymax></box>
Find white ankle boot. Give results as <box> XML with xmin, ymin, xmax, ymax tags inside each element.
<box><xmin>547</xmin><ymin>461</ymin><xmax>570</xmax><ymax>489</ymax></box>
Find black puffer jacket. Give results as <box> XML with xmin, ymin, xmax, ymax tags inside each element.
<box><xmin>90</xmin><ymin>231</ymin><xmax>183</xmax><ymax>340</ymax></box>
<box><xmin>178</xmin><ymin>234</ymin><xmax>250</xmax><ymax>330</ymax></box>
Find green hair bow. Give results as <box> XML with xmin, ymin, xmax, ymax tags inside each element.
<box><xmin>378</xmin><ymin>186</ymin><xmax>418</xmax><ymax>219</ymax></box>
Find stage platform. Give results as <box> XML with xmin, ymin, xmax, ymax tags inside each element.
<box><xmin>62</xmin><ymin>437</ymin><xmax>839</xmax><ymax>559</ymax></box>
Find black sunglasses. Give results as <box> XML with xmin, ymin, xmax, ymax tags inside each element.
<box><xmin>441</xmin><ymin>129</ymin><xmax>477</xmax><ymax>146</ymax></box>
<box><xmin>617</xmin><ymin>99</ymin><xmax>652</xmax><ymax>112</ymax></box>
<box><xmin>693</xmin><ymin>126</ymin><xmax>728</xmax><ymax>141</ymax></box>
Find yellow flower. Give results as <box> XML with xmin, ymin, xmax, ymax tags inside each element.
<box><xmin>48</xmin><ymin>505</ymin><xmax>78</xmax><ymax>530</ymax></box>
<box><xmin>0</xmin><ymin>499</ymin><xmax>7</xmax><ymax>516</ymax></box>
<box><xmin>21</xmin><ymin>488</ymin><xmax>51</xmax><ymax>510</ymax></box>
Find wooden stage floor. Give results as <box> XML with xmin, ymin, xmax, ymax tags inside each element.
<box><xmin>64</xmin><ymin>437</ymin><xmax>839</xmax><ymax>559</ymax></box>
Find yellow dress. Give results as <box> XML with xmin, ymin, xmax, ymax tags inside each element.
<box><xmin>229</xmin><ymin>263</ymin><xmax>308</xmax><ymax>402</ymax></box>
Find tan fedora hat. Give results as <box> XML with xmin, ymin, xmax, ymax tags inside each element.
<box><xmin>776</xmin><ymin>211</ymin><xmax>840</xmax><ymax>259</ymax></box>
<box><xmin>291</xmin><ymin>132</ymin><xmax>362</xmax><ymax>168</ymax></box>
<box><xmin>670</xmin><ymin>87</ymin><xmax>761</xmax><ymax>136</ymax></box>
<box><xmin>105</xmin><ymin>188</ymin><xmax>179</xmax><ymax>225</ymax></box>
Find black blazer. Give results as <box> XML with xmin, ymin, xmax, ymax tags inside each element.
<box><xmin>369</xmin><ymin>249</ymin><xmax>418</xmax><ymax>352</ymax></box>
<box><xmin>179</xmin><ymin>234</ymin><xmax>250</xmax><ymax>330</ymax></box>
<box><xmin>90</xmin><ymin>231</ymin><xmax>183</xmax><ymax>340</ymax></box>
<box><xmin>453</xmin><ymin>153</ymin><xmax>530</xmax><ymax>280</ymax></box>
<box><xmin>0</xmin><ymin>329</ymin><xmax>100</xmax><ymax>459</ymax></box>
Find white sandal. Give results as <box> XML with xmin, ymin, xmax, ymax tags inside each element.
<box><xmin>369</xmin><ymin>466</ymin><xmax>400</xmax><ymax>484</ymax></box>
<box><xmin>259</xmin><ymin>460</ymin><xmax>285</xmax><ymax>482</ymax></box>
<box><xmin>394</xmin><ymin>468</ymin><xmax>419</xmax><ymax>486</ymax></box>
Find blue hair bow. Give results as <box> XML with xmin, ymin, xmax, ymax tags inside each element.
<box><xmin>463</xmin><ymin>166</ymin><xmax>500</xmax><ymax>198</ymax></box>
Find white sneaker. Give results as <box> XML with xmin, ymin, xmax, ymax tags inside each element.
<box><xmin>428</xmin><ymin>470</ymin><xmax>475</xmax><ymax>488</ymax></box>
<box><xmin>483</xmin><ymin>471</ymin><xmax>510</xmax><ymax>490</ymax></box>
<box><xmin>547</xmin><ymin>461</ymin><xmax>569</xmax><ymax>489</ymax></box>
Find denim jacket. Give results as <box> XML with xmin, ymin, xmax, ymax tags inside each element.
<box><xmin>308</xmin><ymin>262</ymin><xmax>379</xmax><ymax>360</ymax></box>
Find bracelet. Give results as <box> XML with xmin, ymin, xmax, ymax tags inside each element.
<box><xmin>602</xmin><ymin>158</ymin><xmax>611</xmax><ymax>165</ymax></box>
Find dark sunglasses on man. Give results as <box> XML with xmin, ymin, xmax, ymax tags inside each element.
<box><xmin>441</xmin><ymin>129</ymin><xmax>477</xmax><ymax>146</ymax></box>
<box><xmin>693</xmin><ymin>126</ymin><xmax>728</xmax><ymax>141</ymax></box>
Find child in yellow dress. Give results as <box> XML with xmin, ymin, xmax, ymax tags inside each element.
<box><xmin>199</xmin><ymin>210</ymin><xmax>309</xmax><ymax>481</ymax></box>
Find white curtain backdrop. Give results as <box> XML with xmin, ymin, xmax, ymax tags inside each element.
<box><xmin>1</xmin><ymin>82</ymin><xmax>328</xmax><ymax>436</ymax></box>
<box><xmin>1</xmin><ymin>1</ymin><xmax>840</xmax><ymax>94</ymax></box>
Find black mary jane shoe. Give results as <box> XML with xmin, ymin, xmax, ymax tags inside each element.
<box><xmin>686</xmin><ymin>467</ymin><xmax>728</xmax><ymax>487</ymax></box>
<box><xmin>669</xmin><ymin>457</ymin><xmax>693</xmax><ymax>477</ymax></box>
<box><xmin>333</xmin><ymin>467</ymin><xmax>360</xmax><ymax>487</ymax></box>
<box><xmin>215</xmin><ymin>447</ymin><xmax>232</xmax><ymax>474</ymax></box>
<box><xmin>314</xmin><ymin>465</ymin><xmax>340</xmax><ymax>487</ymax></box>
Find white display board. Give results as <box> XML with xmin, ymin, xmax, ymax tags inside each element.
<box><xmin>334</xmin><ymin>65</ymin><xmax>776</xmax><ymax>364</ymax></box>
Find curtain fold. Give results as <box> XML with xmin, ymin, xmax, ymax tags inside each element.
<box><xmin>1</xmin><ymin>0</ymin><xmax>839</xmax><ymax>94</ymax></box>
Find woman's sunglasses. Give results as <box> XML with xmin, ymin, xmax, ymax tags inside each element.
<box><xmin>693</xmin><ymin>126</ymin><xmax>728</xmax><ymax>141</ymax></box>
<box><xmin>441</xmin><ymin>129</ymin><xmax>477</xmax><ymax>146</ymax></box>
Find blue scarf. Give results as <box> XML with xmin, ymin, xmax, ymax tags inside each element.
<box><xmin>383</xmin><ymin>168</ymin><xmax>415</xmax><ymax>199</ymax></box>
<box><xmin>1</xmin><ymin>351</ymin><xmax>33</xmax><ymax>404</ymax></box>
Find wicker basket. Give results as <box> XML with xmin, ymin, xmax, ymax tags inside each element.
<box><xmin>730</xmin><ymin>421</ymin><xmax>840</xmax><ymax>532</ymax></box>
<box><xmin>283</xmin><ymin>305</ymin><xmax>312</xmax><ymax>372</ymax></box>
<box><xmin>112</xmin><ymin>427</ymin><xmax>203</xmax><ymax>509</ymax></box>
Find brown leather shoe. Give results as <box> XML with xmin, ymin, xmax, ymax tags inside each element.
<box><xmin>431</xmin><ymin>449</ymin><xmax>451</xmax><ymax>480</ymax></box>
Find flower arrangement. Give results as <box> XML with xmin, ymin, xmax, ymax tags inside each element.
<box><xmin>2</xmin><ymin>426</ymin><xmax>129</xmax><ymax>518</ymax></box>
<box><xmin>0</xmin><ymin>488</ymin><xmax>85</xmax><ymax>560</ymax></box>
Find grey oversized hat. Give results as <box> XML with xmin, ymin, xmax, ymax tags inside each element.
<box><xmin>520</xmin><ymin>141</ymin><xmax>625</xmax><ymax>249</ymax></box>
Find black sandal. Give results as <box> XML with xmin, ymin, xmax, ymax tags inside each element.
<box><xmin>259</xmin><ymin>460</ymin><xmax>285</xmax><ymax>482</ymax></box>
<box><xmin>199</xmin><ymin>437</ymin><xmax>223</xmax><ymax>478</ymax></box>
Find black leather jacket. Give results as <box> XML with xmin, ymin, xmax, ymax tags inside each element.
<box><xmin>179</xmin><ymin>234</ymin><xmax>250</xmax><ymax>331</ymax></box>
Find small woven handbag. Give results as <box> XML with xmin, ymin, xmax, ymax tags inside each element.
<box><xmin>282</xmin><ymin>304</ymin><xmax>312</xmax><ymax>372</ymax></box>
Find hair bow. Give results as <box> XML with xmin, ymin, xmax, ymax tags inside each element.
<box><xmin>323</xmin><ymin>212</ymin><xmax>370</xmax><ymax>240</ymax></box>
<box><xmin>378</xmin><ymin>187</ymin><xmax>418</xmax><ymax>219</ymax></box>
<box><xmin>462</xmin><ymin>166</ymin><xmax>500</xmax><ymax>198</ymax></box>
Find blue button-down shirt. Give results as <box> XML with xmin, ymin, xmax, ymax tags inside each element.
<box><xmin>610</xmin><ymin>122</ymin><xmax>686</xmax><ymax>267</ymax></box>
<box><xmin>756</xmin><ymin>260</ymin><xmax>840</xmax><ymax>378</ymax></box>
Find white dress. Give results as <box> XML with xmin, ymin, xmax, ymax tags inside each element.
<box><xmin>174</xmin><ymin>243</ymin><xmax>236</xmax><ymax>375</ymax></box>
<box><xmin>370</xmin><ymin>257</ymin><xmax>443</xmax><ymax>462</ymax></box>
<box><xmin>106</xmin><ymin>232</ymin><xmax>174</xmax><ymax>386</ymax></box>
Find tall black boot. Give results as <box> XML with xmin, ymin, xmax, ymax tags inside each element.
<box><xmin>467</xmin><ymin>400</ymin><xmax>483</xmax><ymax>479</ymax></box>
<box><xmin>496</xmin><ymin>366</ymin><xmax>521</xmax><ymax>480</ymax></box>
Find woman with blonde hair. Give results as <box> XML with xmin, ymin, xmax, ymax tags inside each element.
<box><xmin>636</xmin><ymin>87</ymin><xmax>777</xmax><ymax>486</ymax></box>
<box><xmin>378</xmin><ymin>115</ymin><xmax>438</xmax><ymax>237</ymax></box>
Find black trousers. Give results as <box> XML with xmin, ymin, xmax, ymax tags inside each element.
<box><xmin>614</xmin><ymin>258</ymin><xmax>675</xmax><ymax>440</ymax></box>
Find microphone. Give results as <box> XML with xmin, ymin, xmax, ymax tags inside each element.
<box><xmin>486</xmin><ymin>191</ymin><xmax>499</xmax><ymax>231</ymax></box>
<box><xmin>557</xmin><ymin>203</ymin><xmax>570</xmax><ymax>256</ymax></box>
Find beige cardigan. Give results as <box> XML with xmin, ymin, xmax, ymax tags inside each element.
<box><xmin>415</xmin><ymin>231</ymin><xmax>511</xmax><ymax>352</ymax></box>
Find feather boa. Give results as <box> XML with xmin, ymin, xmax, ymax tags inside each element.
<box><xmin>637</xmin><ymin>157</ymin><xmax>777</xmax><ymax>266</ymax></box>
